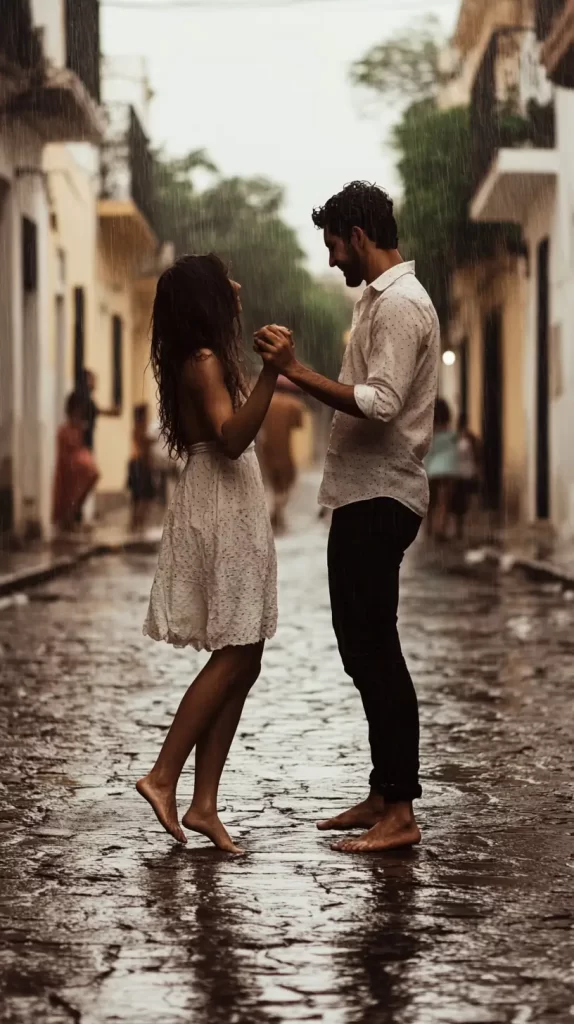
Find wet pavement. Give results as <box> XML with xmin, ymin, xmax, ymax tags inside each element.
<box><xmin>1</xmin><ymin>483</ymin><xmax>573</xmax><ymax>1023</ymax></box>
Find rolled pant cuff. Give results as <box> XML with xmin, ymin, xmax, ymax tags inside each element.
<box><xmin>370</xmin><ymin>775</ymin><xmax>422</xmax><ymax>803</ymax></box>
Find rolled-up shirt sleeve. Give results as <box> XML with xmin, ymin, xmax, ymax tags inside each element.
<box><xmin>354</xmin><ymin>293</ymin><xmax>425</xmax><ymax>422</ymax></box>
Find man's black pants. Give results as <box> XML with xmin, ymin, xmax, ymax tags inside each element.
<box><xmin>327</xmin><ymin>497</ymin><xmax>422</xmax><ymax>803</ymax></box>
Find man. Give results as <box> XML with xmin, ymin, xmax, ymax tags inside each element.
<box><xmin>255</xmin><ymin>181</ymin><xmax>439</xmax><ymax>853</ymax></box>
<box><xmin>259</xmin><ymin>376</ymin><xmax>304</xmax><ymax>532</ymax></box>
<box><xmin>76</xmin><ymin>369</ymin><xmax>119</xmax><ymax>454</ymax></box>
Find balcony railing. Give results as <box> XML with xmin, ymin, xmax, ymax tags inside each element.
<box><xmin>65</xmin><ymin>0</ymin><xmax>100</xmax><ymax>102</ymax></box>
<box><xmin>0</xmin><ymin>0</ymin><xmax>42</xmax><ymax>71</ymax></box>
<box><xmin>99</xmin><ymin>104</ymin><xmax>156</xmax><ymax>233</ymax></box>
<box><xmin>471</xmin><ymin>28</ymin><xmax>555</xmax><ymax>192</ymax></box>
<box><xmin>535</xmin><ymin>0</ymin><xmax>567</xmax><ymax>40</ymax></box>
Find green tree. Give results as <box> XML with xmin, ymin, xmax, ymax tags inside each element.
<box><xmin>152</xmin><ymin>152</ymin><xmax>350</xmax><ymax>377</ymax></box>
<box><xmin>350</xmin><ymin>15</ymin><xmax>445</xmax><ymax>106</ymax></box>
<box><xmin>392</xmin><ymin>101</ymin><xmax>517</xmax><ymax>323</ymax></box>
<box><xmin>351</xmin><ymin>21</ymin><xmax>522</xmax><ymax>324</ymax></box>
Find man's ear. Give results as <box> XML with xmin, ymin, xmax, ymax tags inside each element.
<box><xmin>350</xmin><ymin>225</ymin><xmax>365</xmax><ymax>251</ymax></box>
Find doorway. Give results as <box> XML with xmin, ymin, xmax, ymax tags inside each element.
<box><xmin>21</xmin><ymin>216</ymin><xmax>40</xmax><ymax>534</ymax></box>
<box><xmin>536</xmin><ymin>237</ymin><xmax>550</xmax><ymax>520</ymax></box>
<box><xmin>73</xmin><ymin>286</ymin><xmax>85</xmax><ymax>387</ymax></box>
<box><xmin>0</xmin><ymin>179</ymin><xmax>12</xmax><ymax>534</ymax></box>
<box><xmin>459</xmin><ymin>337</ymin><xmax>469</xmax><ymax>424</ymax></box>
<box><xmin>482</xmin><ymin>308</ymin><xmax>503</xmax><ymax>512</ymax></box>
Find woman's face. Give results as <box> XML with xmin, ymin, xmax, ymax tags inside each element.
<box><xmin>230</xmin><ymin>278</ymin><xmax>242</xmax><ymax>314</ymax></box>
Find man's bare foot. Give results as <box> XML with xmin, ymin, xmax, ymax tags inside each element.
<box><xmin>331</xmin><ymin>806</ymin><xmax>421</xmax><ymax>854</ymax></box>
<box><xmin>136</xmin><ymin>774</ymin><xmax>187</xmax><ymax>844</ymax></box>
<box><xmin>317</xmin><ymin>793</ymin><xmax>386</xmax><ymax>831</ymax></box>
<box><xmin>182</xmin><ymin>807</ymin><xmax>245</xmax><ymax>855</ymax></box>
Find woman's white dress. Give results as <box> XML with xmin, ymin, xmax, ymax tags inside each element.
<box><xmin>143</xmin><ymin>442</ymin><xmax>277</xmax><ymax>652</ymax></box>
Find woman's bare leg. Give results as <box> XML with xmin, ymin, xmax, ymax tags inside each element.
<box><xmin>136</xmin><ymin>644</ymin><xmax>262</xmax><ymax>845</ymax></box>
<box><xmin>75</xmin><ymin>474</ymin><xmax>99</xmax><ymax>528</ymax></box>
<box><xmin>183</xmin><ymin>646</ymin><xmax>262</xmax><ymax>852</ymax></box>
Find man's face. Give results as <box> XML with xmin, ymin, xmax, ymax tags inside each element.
<box><xmin>324</xmin><ymin>228</ymin><xmax>364</xmax><ymax>288</ymax></box>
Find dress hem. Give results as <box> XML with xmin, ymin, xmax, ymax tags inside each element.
<box><xmin>142</xmin><ymin>623</ymin><xmax>277</xmax><ymax>653</ymax></box>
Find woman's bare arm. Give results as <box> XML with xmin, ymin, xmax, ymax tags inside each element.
<box><xmin>184</xmin><ymin>350</ymin><xmax>279</xmax><ymax>460</ymax></box>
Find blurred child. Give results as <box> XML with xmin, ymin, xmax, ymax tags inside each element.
<box><xmin>424</xmin><ymin>398</ymin><xmax>458</xmax><ymax>541</ymax></box>
<box><xmin>127</xmin><ymin>404</ymin><xmax>156</xmax><ymax>532</ymax></box>
<box><xmin>452</xmin><ymin>414</ymin><xmax>481</xmax><ymax>540</ymax></box>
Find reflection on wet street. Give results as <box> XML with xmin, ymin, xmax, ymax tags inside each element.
<box><xmin>1</xmin><ymin>490</ymin><xmax>573</xmax><ymax>1023</ymax></box>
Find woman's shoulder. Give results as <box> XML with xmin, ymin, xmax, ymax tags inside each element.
<box><xmin>183</xmin><ymin>350</ymin><xmax>225</xmax><ymax>389</ymax></box>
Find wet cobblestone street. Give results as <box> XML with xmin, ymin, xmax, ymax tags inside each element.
<box><xmin>1</xmin><ymin>484</ymin><xmax>573</xmax><ymax>1024</ymax></box>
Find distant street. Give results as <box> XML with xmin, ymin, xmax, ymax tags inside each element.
<box><xmin>1</xmin><ymin>479</ymin><xmax>573</xmax><ymax>1024</ymax></box>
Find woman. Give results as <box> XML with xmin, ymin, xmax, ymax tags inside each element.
<box><xmin>138</xmin><ymin>254</ymin><xmax>288</xmax><ymax>853</ymax></box>
<box><xmin>53</xmin><ymin>392</ymin><xmax>100</xmax><ymax>532</ymax></box>
<box><xmin>258</xmin><ymin>376</ymin><xmax>304</xmax><ymax>533</ymax></box>
<box><xmin>424</xmin><ymin>398</ymin><xmax>458</xmax><ymax>541</ymax></box>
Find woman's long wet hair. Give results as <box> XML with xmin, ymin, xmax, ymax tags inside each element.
<box><xmin>150</xmin><ymin>253</ymin><xmax>246</xmax><ymax>459</ymax></box>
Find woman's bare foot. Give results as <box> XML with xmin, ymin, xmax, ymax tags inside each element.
<box><xmin>182</xmin><ymin>807</ymin><xmax>245</xmax><ymax>854</ymax></box>
<box><xmin>317</xmin><ymin>793</ymin><xmax>386</xmax><ymax>831</ymax></box>
<box><xmin>332</xmin><ymin>805</ymin><xmax>421</xmax><ymax>854</ymax></box>
<box><xmin>136</xmin><ymin>774</ymin><xmax>187</xmax><ymax>844</ymax></box>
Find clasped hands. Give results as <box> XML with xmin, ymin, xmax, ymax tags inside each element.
<box><xmin>254</xmin><ymin>324</ymin><xmax>297</xmax><ymax>377</ymax></box>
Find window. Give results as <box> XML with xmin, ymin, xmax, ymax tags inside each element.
<box><xmin>112</xmin><ymin>315</ymin><xmax>123</xmax><ymax>411</ymax></box>
<box><xmin>22</xmin><ymin>217</ymin><xmax>37</xmax><ymax>293</ymax></box>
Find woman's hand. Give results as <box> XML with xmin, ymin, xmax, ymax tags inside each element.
<box><xmin>254</xmin><ymin>325</ymin><xmax>297</xmax><ymax>377</ymax></box>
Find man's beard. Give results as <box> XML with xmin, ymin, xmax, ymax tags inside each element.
<box><xmin>338</xmin><ymin>252</ymin><xmax>363</xmax><ymax>288</ymax></box>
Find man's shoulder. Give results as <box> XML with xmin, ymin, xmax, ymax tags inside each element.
<box><xmin>373</xmin><ymin>277</ymin><xmax>439</xmax><ymax>331</ymax></box>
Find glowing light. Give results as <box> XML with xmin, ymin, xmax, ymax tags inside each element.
<box><xmin>442</xmin><ymin>350</ymin><xmax>456</xmax><ymax>367</ymax></box>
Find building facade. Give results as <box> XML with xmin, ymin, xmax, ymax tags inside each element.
<box><xmin>440</xmin><ymin>0</ymin><xmax>574</xmax><ymax>536</ymax></box>
<box><xmin>0</xmin><ymin>0</ymin><xmax>102</xmax><ymax>540</ymax></box>
<box><xmin>468</xmin><ymin>0</ymin><xmax>574</xmax><ymax>535</ymax></box>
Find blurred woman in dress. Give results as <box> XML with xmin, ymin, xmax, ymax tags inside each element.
<box><xmin>53</xmin><ymin>392</ymin><xmax>99</xmax><ymax>533</ymax></box>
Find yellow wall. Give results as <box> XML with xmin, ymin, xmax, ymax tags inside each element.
<box><xmin>93</xmin><ymin>240</ymin><xmax>134</xmax><ymax>495</ymax></box>
<box><xmin>44</xmin><ymin>144</ymin><xmax>97</xmax><ymax>415</ymax></box>
<box><xmin>45</xmin><ymin>144</ymin><xmax>158</xmax><ymax>505</ymax></box>
<box><xmin>451</xmin><ymin>255</ymin><xmax>527</xmax><ymax>522</ymax></box>
<box><xmin>131</xmin><ymin>277</ymin><xmax>158</xmax><ymax>416</ymax></box>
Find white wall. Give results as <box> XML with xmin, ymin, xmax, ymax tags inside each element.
<box><xmin>0</xmin><ymin>115</ymin><xmax>56</xmax><ymax>538</ymax></box>
<box><xmin>522</xmin><ymin>87</ymin><xmax>574</xmax><ymax>536</ymax></box>
<box><xmin>31</xmin><ymin>0</ymin><xmax>66</xmax><ymax>68</ymax></box>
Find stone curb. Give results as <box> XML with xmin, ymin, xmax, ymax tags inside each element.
<box><xmin>0</xmin><ymin>537</ymin><xmax>159</xmax><ymax>599</ymax></box>
<box><xmin>469</xmin><ymin>545</ymin><xmax>574</xmax><ymax>589</ymax></box>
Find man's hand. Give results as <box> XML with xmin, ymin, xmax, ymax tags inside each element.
<box><xmin>254</xmin><ymin>325</ymin><xmax>297</xmax><ymax>377</ymax></box>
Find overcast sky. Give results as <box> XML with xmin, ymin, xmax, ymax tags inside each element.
<box><xmin>102</xmin><ymin>0</ymin><xmax>460</xmax><ymax>276</ymax></box>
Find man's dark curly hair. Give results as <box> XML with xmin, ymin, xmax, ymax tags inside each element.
<box><xmin>312</xmin><ymin>180</ymin><xmax>398</xmax><ymax>249</ymax></box>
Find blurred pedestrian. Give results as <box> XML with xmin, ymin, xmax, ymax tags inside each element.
<box><xmin>138</xmin><ymin>253</ymin><xmax>288</xmax><ymax>853</ymax></box>
<box><xmin>76</xmin><ymin>368</ymin><xmax>120</xmax><ymax>453</ymax></box>
<box><xmin>259</xmin><ymin>376</ymin><xmax>304</xmax><ymax>532</ymax></box>
<box><xmin>255</xmin><ymin>180</ymin><xmax>440</xmax><ymax>854</ymax></box>
<box><xmin>147</xmin><ymin>415</ymin><xmax>175</xmax><ymax>506</ymax></box>
<box><xmin>53</xmin><ymin>392</ymin><xmax>99</xmax><ymax>533</ymax></box>
<box><xmin>451</xmin><ymin>413</ymin><xmax>481</xmax><ymax>541</ymax></box>
<box><xmin>75</xmin><ymin>368</ymin><xmax>119</xmax><ymax>524</ymax></box>
<box><xmin>425</xmin><ymin>398</ymin><xmax>458</xmax><ymax>541</ymax></box>
<box><xmin>127</xmin><ymin>404</ymin><xmax>156</xmax><ymax>532</ymax></box>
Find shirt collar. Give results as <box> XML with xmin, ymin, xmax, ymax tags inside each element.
<box><xmin>367</xmin><ymin>261</ymin><xmax>415</xmax><ymax>295</ymax></box>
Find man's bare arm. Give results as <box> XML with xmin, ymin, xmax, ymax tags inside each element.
<box><xmin>254</xmin><ymin>326</ymin><xmax>365</xmax><ymax>419</ymax></box>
